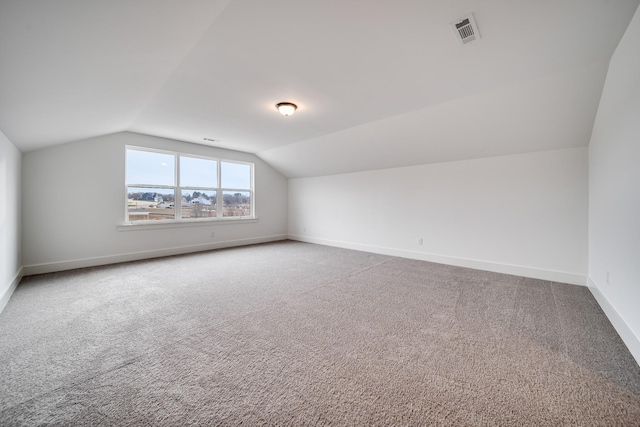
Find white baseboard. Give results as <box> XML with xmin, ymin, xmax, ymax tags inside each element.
<box><xmin>0</xmin><ymin>267</ymin><xmax>23</xmax><ymax>315</ymax></box>
<box><xmin>23</xmin><ymin>234</ymin><xmax>287</xmax><ymax>276</ymax></box>
<box><xmin>288</xmin><ymin>234</ymin><xmax>586</xmax><ymax>286</ymax></box>
<box><xmin>588</xmin><ymin>276</ymin><xmax>640</xmax><ymax>364</ymax></box>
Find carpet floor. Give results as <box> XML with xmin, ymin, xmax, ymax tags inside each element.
<box><xmin>0</xmin><ymin>241</ymin><xmax>639</xmax><ymax>425</ymax></box>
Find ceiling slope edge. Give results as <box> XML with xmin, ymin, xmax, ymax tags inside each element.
<box><xmin>257</xmin><ymin>61</ymin><xmax>610</xmax><ymax>179</ymax></box>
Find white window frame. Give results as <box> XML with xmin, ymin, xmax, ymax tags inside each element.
<box><xmin>124</xmin><ymin>145</ymin><xmax>255</xmax><ymax>225</ymax></box>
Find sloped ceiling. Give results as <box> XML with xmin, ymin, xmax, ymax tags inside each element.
<box><xmin>1</xmin><ymin>0</ymin><xmax>638</xmax><ymax>178</ymax></box>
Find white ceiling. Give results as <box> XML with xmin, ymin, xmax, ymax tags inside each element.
<box><xmin>1</xmin><ymin>0</ymin><xmax>638</xmax><ymax>177</ymax></box>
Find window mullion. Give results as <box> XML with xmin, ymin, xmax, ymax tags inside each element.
<box><xmin>217</xmin><ymin>161</ymin><xmax>222</xmax><ymax>218</ymax></box>
<box><xmin>175</xmin><ymin>154</ymin><xmax>181</xmax><ymax>221</ymax></box>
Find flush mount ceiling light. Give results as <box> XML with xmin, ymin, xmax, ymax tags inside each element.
<box><xmin>276</xmin><ymin>102</ymin><xmax>297</xmax><ymax>116</ymax></box>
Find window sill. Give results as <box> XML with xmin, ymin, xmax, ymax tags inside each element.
<box><xmin>116</xmin><ymin>217</ymin><xmax>258</xmax><ymax>231</ymax></box>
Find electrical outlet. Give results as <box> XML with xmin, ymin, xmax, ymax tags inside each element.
<box><xmin>417</xmin><ymin>237</ymin><xmax>423</xmax><ymax>245</ymax></box>
<box><xmin>606</xmin><ymin>271</ymin><xmax>610</xmax><ymax>285</ymax></box>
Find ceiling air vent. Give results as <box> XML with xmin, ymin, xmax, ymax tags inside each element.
<box><xmin>450</xmin><ymin>13</ymin><xmax>480</xmax><ymax>46</ymax></box>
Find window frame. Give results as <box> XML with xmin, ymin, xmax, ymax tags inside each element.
<box><xmin>124</xmin><ymin>145</ymin><xmax>255</xmax><ymax>225</ymax></box>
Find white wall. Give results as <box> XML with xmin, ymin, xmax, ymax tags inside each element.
<box><xmin>588</xmin><ymin>5</ymin><xmax>640</xmax><ymax>362</ymax></box>
<box><xmin>0</xmin><ymin>129</ymin><xmax>22</xmax><ymax>313</ymax></box>
<box><xmin>22</xmin><ymin>132</ymin><xmax>288</xmax><ymax>274</ymax></box>
<box><xmin>289</xmin><ymin>148</ymin><xmax>588</xmax><ymax>285</ymax></box>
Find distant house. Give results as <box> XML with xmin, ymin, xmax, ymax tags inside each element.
<box><xmin>190</xmin><ymin>196</ymin><xmax>212</xmax><ymax>206</ymax></box>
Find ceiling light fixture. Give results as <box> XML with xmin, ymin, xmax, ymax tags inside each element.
<box><xmin>276</xmin><ymin>102</ymin><xmax>297</xmax><ymax>116</ymax></box>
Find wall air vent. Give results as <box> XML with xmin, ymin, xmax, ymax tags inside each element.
<box><xmin>450</xmin><ymin>13</ymin><xmax>481</xmax><ymax>46</ymax></box>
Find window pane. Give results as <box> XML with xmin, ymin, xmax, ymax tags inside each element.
<box><xmin>126</xmin><ymin>149</ymin><xmax>175</xmax><ymax>186</ymax></box>
<box><xmin>222</xmin><ymin>191</ymin><xmax>251</xmax><ymax>217</ymax></box>
<box><xmin>127</xmin><ymin>187</ymin><xmax>175</xmax><ymax>221</ymax></box>
<box><xmin>181</xmin><ymin>190</ymin><xmax>217</xmax><ymax>219</ymax></box>
<box><xmin>221</xmin><ymin>162</ymin><xmax>250</xmax><ymax>189</ymax></box>
<box><xmin>180</xmin><ymin>156</ymin><xmax>217</xmax><ymax>188</ymax></box>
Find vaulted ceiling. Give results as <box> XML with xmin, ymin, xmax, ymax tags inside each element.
<box><xmin>1</xmin><ymin>0</ymin><xmax>638</xmax><ymax>177</ymax></box>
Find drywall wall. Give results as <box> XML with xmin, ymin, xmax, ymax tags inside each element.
<box><xmin>0</xmin><ymin>129</ymin><xmax>22</xmax><ymax>313</ymax></box>
<box><xmin>588</xmin><ymin>4</ymin><xmax>640</xmax><ymax>362</ymax></box>
<box><xmin>22</xmin><ymin>132</ymin><xmax>288</xmax><ymax>274</ymax></box>
<box><xmin>289</xmin><ymin>148</ymin><xmax>588</xmax><ymax>285</ymax></box>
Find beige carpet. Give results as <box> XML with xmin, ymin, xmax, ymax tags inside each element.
<box><xmin>1</xmin><ymin>241</ymin><xmax>639</xmax><ymax>425</ymax></box>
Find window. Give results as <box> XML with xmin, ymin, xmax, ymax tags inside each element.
<box><xmin>125</xmin><ymin>147</ymin><xmax>253</xmax><ymax>223</ymax></box>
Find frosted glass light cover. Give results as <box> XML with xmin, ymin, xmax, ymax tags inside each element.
<box><xmin>276</xmin><ymin>102</ymin><xmax>297</xmax><ymax>116</ymax></box>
